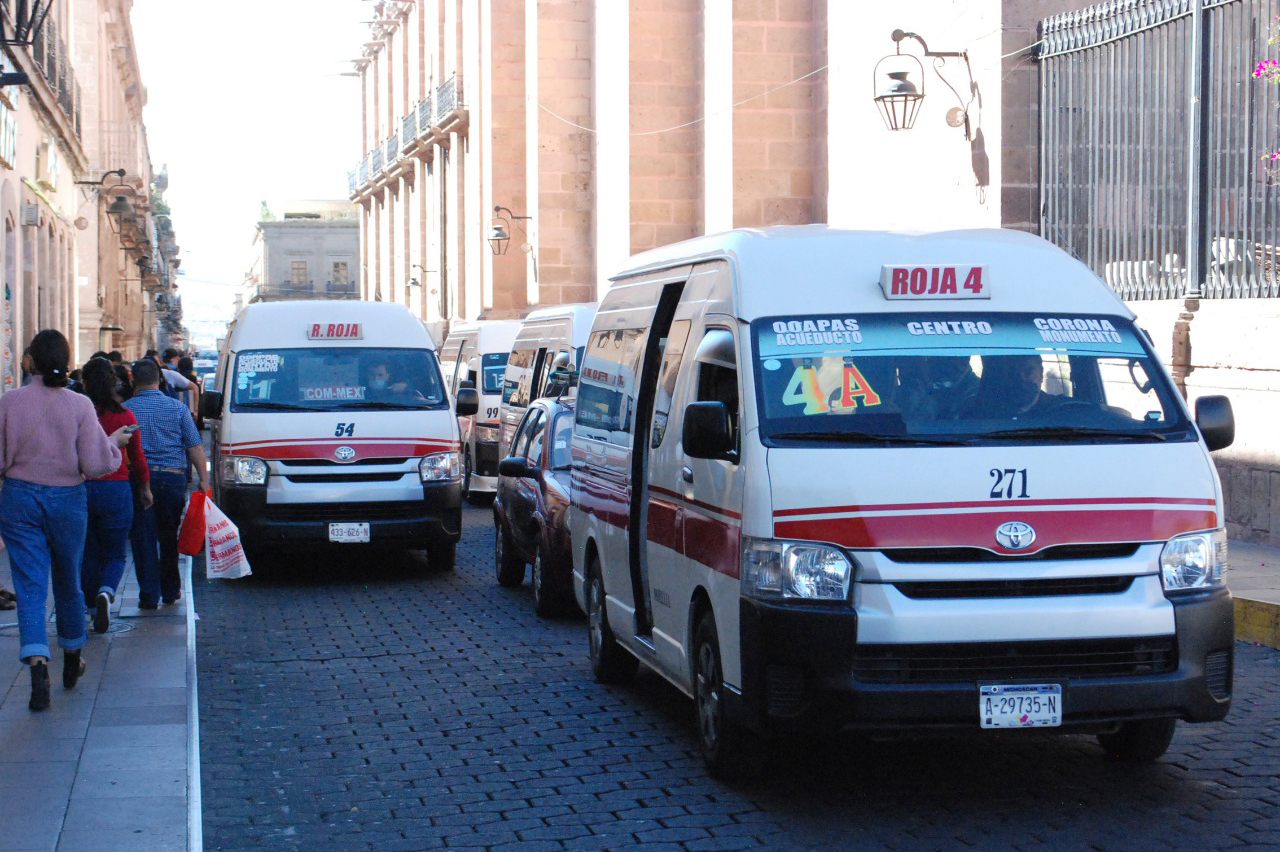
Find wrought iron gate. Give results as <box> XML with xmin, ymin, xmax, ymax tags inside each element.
<box><xmin>1039</xmin><ymin>0</ymin><xmax>1280</xmax><ymax>299</ymax></box>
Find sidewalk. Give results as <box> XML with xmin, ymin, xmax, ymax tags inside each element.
<box><xmin>1227</xmin><ymin>540</ymin><xmax>1280</xmax><ymax>649</ymax></box>
<box><xmin>0</xmin><ymin>551</ymin><xmax>198</xmax><ymax>852</ymax></box>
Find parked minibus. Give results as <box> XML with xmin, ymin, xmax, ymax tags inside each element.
<box><xmin>567</xmin><ymin>226</ymin><xmax>1236</xmax><ymax>778</ymax></box>
<box><xmin>202</xmin><ymin>300</ymin><xmax>477</xmax><ymax>569</ymax></box>
<box><xmin>498</xmin><ymin>302</ymin><xmax>596</xmax><ymax>455</ymax></box>
<box><xmin>439</xmin><ymin>319</ymin><xmax>522</xmax><ymax>500</ymax></box>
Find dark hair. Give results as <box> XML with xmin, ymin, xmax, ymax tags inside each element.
<box><xmin>177</xmin><ymin>356</ymin><xmax>195</xmax><ymax>376</ymax></box>
<box><xmin>91</xmin><ymin>350</ymin><xmax>108</xmax><ymax>361</ymax></box>
<box><xmin>163</xmin><ymin>348</ymin><xmax>182</xmax><ymax>362</ymax></box>
<box><xmin>30</xmin><ymin>330</ymin><xmax>70</xmax><ymax>387</ymax></box>
<box><xmin>82</xmin><ymin>357</ymin><xmax>124</xmax><ymax>413</ymax></box>
<box><xmin>108</xmin><ymin>350</ymin><xmax>123</xmax><ymax>364</ymax></box>
<box><xmin>144</xmin><ymin>349</ymin><xmax>158</xmax><ymax>358</ymax></box>
<box><xmin>113</xmin><ymin>364</ymin><xmax>133</xmax><ymax>400</ymax></box>
<box><xmin>131</xmin><ymin>358</ymin><xmax>161</xmax><ymax>387</ymax></box>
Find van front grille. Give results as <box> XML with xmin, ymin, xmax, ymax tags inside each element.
<box><xmin>277</xmin><ymin>457</ymin><xmax>408</xmax><ymax>467</ymax></box>
<box><xmin>853</xmin><ymin>636</ymin><xmax>1177</xmax><ymax>684</ymax></box>
<box><xmin>282</xmin><ymin>473</ymin><xmax>407</xmax><ymax>484</ymax></box>
<box><xmin>264</xmin><ymin>501</ymin><xmax>427</xmax><ymax>522</ymax></box>
<box><xmin>882</xmin><ymin>543</ymin><xmax>1141</xmax><ymax>563</ymax></box>
<box><xmin>893</xmin><ymin>576</ymin><xmax>1134</xmax><ymax>599</ymax></box>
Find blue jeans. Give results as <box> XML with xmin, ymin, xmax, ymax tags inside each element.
<box><xmin>81</xmin><ymin>480</ymin><xmax>134</xmax><ymax>606</ymax></box>
<box><xmin>0</xmin><ymin>479</ymin><xmax>89</xmax><ymax>661</ymax></box>
<box><xmin>130</xmin><ymin>471</ymin><xmax>186</xmax><ymax>604</ymax></box>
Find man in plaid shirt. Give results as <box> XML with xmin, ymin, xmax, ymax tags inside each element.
<box><xmin>126</xmin><ymin>360</ymin><xmax>210</xmax><ymax>608</ymax></box>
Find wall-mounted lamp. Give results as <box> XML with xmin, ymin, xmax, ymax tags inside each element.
<box><xmin>873</xmin><ymin>29</ymin><xmax>973</xmax><ymax>138</ymax></box>
<box><xmin>76</xmin><ymin>169</ymin><xmax>136</xmax><ymax>233</ymax></box>
<box><xmin>490</xmin><ymin>205</ymin><xmax>530</xmax><ymax>256</ymax></box>
<box><xmin>137</xmin><ymin>255</ymin><xmax>152</xmax><ymax>277</ymax></box>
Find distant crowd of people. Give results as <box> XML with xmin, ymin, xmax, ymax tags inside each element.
<box><xmin>0</xmin><ymin>332</ymin><xmax>208</xmax><ymax>711</ymax></box>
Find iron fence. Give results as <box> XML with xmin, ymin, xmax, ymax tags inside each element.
<box><xmin>1040</xmin><ymin>0</ymin><xmax>1280</xmax><ymax>299</ymax></box>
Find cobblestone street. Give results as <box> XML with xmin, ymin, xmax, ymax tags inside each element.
<box><xmin>197</xmin><ymin>504</ymin><xmax>1280</xmax><ymax>851</ymax></box>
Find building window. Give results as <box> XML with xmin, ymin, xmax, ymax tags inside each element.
<box><xmin>331</xmin><ymin>261</ymin><xmax>350</xmax><ymax>292</ymax></box>
<box><xmin>290</xmin><ymin>261</ymin><xmax>307</xmax><ymax>286</ymax></box>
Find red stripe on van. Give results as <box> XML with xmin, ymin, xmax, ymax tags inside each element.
<box><xmin>773</xmin><ymin>495</ymin><xmax>1216</xmax><ymax>519</ymax></box>
<box><xmin>774</xmin><ymin>507</ymin><xmax>1218</xmax><ymax>554</ymax></box>
<box><xmin>649</xmin><ymin>486</ymin><xmax>742</xmax><ymax>521</ymax></box>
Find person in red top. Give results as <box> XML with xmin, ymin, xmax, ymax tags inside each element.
<box><xmin>79</xmin><ymin>357</ymin><xmax>152</xmax><ymax>634</ymax></box>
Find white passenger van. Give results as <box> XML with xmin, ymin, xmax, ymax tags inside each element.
<box><xmin>439</xmin><ymin>319</ymin><xmax>522</xmax><ymax>500</ymax></box>
<box><xmin>202</xmin><ymin>300</ymin><xmax>478</xmax><ymax>568</ymax></box>
<box><xmin>568</xmin><ymin>226</ymin><xmax>1236</xmax><ymax>778</ymax></box>
<box><xmin>499</xmin><ymin>302</ymin><xmax>596</xmax><ymax>455</ymax></box>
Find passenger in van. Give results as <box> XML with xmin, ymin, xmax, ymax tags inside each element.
<box><xmin>365</xmin><ymin>358</ymin><xmax>420</xmax><ymax>400</ymax></box>
<box><xmin>965</xmin><ymin>355</ymin><xmax>1060</xmax><ymax>418</ymax></box>
<box><xmin>895</xmin><ymin>356</ymin><xmax>980</xmax><ymax>421</ymax></box>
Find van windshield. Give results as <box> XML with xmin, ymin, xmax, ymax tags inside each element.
<box><xmin>230</xmin><ymin>347</ymin><xmax>447</xmax><ymax>412</ymax></box>
<box><xmin>750</xmin><ymin>313</ymin><xmax>1193</xmax><ymax>445</ymax></box>
<box><xmin>481</xmin><ymin>352</ymin><xmax>509</xmax><ymax>395</ymax></box>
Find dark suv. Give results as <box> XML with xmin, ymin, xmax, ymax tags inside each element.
<box><xmin>492</xmin><ymin>395</ymin><xmax>576</xmax><ymax>617</ymax></box>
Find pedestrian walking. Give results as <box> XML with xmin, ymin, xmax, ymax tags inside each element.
<box><xmin>0</xmin><ymin>330</ymin><xmax>131</xmax><ymax>711</ymax></box>
<box><xmin>176</xmin><ymin>355</ymin><xmax>203</xmax><ymax>430</ymax></box>
<box><xmin>125</xmin><ymin>359</ymin><xmax>209</xmax><ymax>609</ymax></box>
<box><xmin>80</xmin><ymin>357</ymin><xmax>152</xmax><ymax>634</ymax></box>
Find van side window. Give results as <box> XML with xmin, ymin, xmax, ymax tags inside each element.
<box><xmin>576</xmin><ymin>329</ymin><xmax>645</xmax><ymax>445</ymax></box>
<box><xmin>503</xmin><ymin>349</ymin><xmax>534</xmax><ymax>406</ymax></box>
<box><xmin>696</xmin><ymin>335</ymin><xmax>739</xmax><ymax>452</ymax></box>
<box><xmin>651</xmin><ymin>320</ymin><xmax>692</xmax><ymax>449</ymax></box>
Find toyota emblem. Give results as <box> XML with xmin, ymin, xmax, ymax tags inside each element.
<box><xmin>334</xmin><ymin>446</ymin><xmax>357</xmax><ymax>462</ymax></box>
<box><xmin>995</xmin><ymin>521</ymin><xmax>1036</xmax><ymax>551</ymax></box>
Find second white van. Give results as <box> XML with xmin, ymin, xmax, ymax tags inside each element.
<box><xmin>439</xmin><ymin>319</ymin><xmax>522</xmax><ymax>500</ymax></box>
<box><xmin>499</xmin><ymin>302</ymin><xmax>596</xmax><ymax>455</ymax></box>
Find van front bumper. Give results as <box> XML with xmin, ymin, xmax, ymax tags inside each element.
<box><xmin>218</xmin><ymin>482</ymin><xmax>462</xmax><ymax>548</ymax></box>
<box><xmin>733</xmin><ymin>589</ymin><xmax>1234</xmax><ymax>736</ymax></box>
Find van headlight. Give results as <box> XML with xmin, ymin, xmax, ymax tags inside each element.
<box><xmin>220</xmin><ymin>456</ymin><xmax>268</xmax><ymax>486</ymax></box>
<box><xmin>418</xmin><ymin>451</ymin><xmax>461</xmax><ymax>482</ymax></box>
<box><xmin>1160</xmin><ymin>528</ymin><xmax>1227</xmax><ymax>594</ymax></box>
<box><xmin>742</xmin><ymin>537</ymin><xmax>853</xmax><ymax>602</ymax></box>
<box><xmin>474</xmin><ymin>424</ymin><xmax>500</xmax><ymax>444</ymax></box>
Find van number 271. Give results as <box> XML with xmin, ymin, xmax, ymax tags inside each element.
<box><xmin>989</xmin><ymin>468</ymin><xmax>1029</xmax><ymax>499</ymax></box>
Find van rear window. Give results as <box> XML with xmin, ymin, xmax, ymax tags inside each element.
<box><xmin>230</xmin><ymin>347</ymin><xmax>446</xmax><ymax>412</ymax></box>
<box><xmin>751</xmin><ymin>313</ymin><xmax>1193</xmax><ymax>446</ymax></box>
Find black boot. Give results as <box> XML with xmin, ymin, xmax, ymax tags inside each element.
<box><xmin>29</xmin><ymin>661</ymin><xmax>50</xmax><ymax>711</ymax></box>
<box><xmin>63</xmin><ymin>650</ymin><xmax>86</xmax><ymax>690</ymax></box>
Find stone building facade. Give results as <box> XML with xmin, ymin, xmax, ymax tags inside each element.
<box><xmin>351</xmin><ymin>0</ymin><xmax>1280</xmax><ymax>544</ymax></box>
<box><xmin>245</xmin><ymin>201</ymin><xmax>360</xmax><ymax>303</ymax></box>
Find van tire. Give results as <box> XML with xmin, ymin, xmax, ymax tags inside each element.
<box><xmin>587</xmin><ymin>560</ymin><xmax>637</xmax><ymax>684</ymax></box>
<box><xmin>1097</xmin><ymin>718</ymin><xmax>1177</xmax><ymax>762</ymax></box>
<box><xmin>461</xmin><ymin>449</ymin><xmax>477</xmax><ymax>504</ymax></box>
<box><xmin>495</xmin><ymin>521</ymin><xmax>525</xmax><ymax>587</ymax></box>
<box><xmin>427</xmin><ymin>541</ymin><xmax>456</xmax><ymax>571</ymax></box>
<box><xmin>693</xmin><ymin>612</ymin><xmax>763</xmax><ymax>781</ymax></box>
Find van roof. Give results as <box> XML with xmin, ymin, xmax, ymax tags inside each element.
<box><xmin>520</xmin><ymin>302</ymin><xmax>597</xmax><ymax>325</ymax></box>
<box><xmin>610</xmin><ymin>226</ymin><xmax>1133</xmax><ymax>319</ymax></box>
<box><xmin>227</xmin><ymin>300</ymin><xmax>436</xmax><ymax>350</ymax></box>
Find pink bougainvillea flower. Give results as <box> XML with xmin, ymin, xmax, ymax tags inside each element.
<box><xmin>1254</xmin><ymin>58</ymin><xmax>1280</xmax><ymax>78</ymax></box>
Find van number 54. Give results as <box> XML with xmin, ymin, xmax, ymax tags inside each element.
<box><xmin>989</xmin><ymin>468</ymin><xmax>1029</xmax><ymax>499</ymax></box>
<box><xmin>335</xmin><ymin>423</ymin><xmax>355</xmax><ymax>437</ymax></box>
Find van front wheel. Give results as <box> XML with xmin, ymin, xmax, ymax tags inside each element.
<box><xmin>587</xmin><ymin>560</ymin><xmax>637</xmax><ymax>684</ymax></box>
<box><xmin>693</xmin><ymin>612</ymin><xmax>763</xmax><ymax>781</ymax></box>
<box><xmin>1097</xmin><ymin>718</ymin><xmax>1177</xmax><ymax>762</ymax></box>
<box><xmin>427</xmin><ymin>541</ymin><xmax>456</xmax><ymax>571</ymax></box>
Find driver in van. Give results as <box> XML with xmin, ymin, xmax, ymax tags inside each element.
<box><xmin>366</xmin><ymin>359</ymin><xmax>410</xmax><ymax>396</ymax></box>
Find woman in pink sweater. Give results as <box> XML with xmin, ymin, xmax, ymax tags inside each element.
<box><xmin>0</xmin><ymin>331</ymin><xmax>132</xmax><ymax>712</ymax></box>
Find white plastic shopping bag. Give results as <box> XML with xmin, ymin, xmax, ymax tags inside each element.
<box><xmin>205</xmin><ymin>500</ymin><xmax>252</xmax><ymax>579</ymax></box>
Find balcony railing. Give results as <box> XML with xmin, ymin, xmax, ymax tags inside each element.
<box><xmin>28</xmin><ymin>22</ymin><xmax>80</xmax><ymax>138</ymax></box>
<box><xmin>435</xmin><ymin>74</ymin><xmax>460</xmax><ymax>122</ymax></box>
<box><xmin>351</xmin><ymin>79</ymin><xmax>465</xmax><ymax>192</ymax></box>
<box><xmin>347</xmin><ymin>170</ymin><xmax>357</xmax><ymax>195</ymax></box>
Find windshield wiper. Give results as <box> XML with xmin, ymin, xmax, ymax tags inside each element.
<box><xmin>331</xmin><ymin>400</ymin><xmax>434</xmax><ymax>410</ymax></box>
<box><xmin>771</xmin><ymin>431</ymin><xmax>968</xmax><ymax>446</ymax></box>
<box><xmin>980</xmin><ymin>425</ymin><xmax>1172</xmax><ymax>442</ymax></box>
<box><xmin>235</xmin><ymin>401</ymin><xmax>314</xmax><ymax>411</ymax></box>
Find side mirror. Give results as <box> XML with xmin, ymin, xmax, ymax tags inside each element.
<box><xmin>200</xmin><ymin>390</ymin><xmax>223</xmax><ymax>420</ymax></box>
<box><xmin>498</xmin><ymin>456</ymin><xmax>537</xmax><ymax>478</ymax></box>
<box><xmin>458</xmin><ymin>379</ymin><xmax>476</xmax><ymax>390</ymax></box>
<box><xmin>455</xmin><ymin>387</ymin><xmax>479</xmax><ymax>417</ymax></box>
<box><xmin>547</xmin><ymin>367</ymin><xmax>578</xmax><ymax>390</ymax></box>
<box><xmin>1195</xmin><ymin>394</ymin><xmax>1234</xmax><ymax>452</ymax></box>
<box><xmin>683</xmin><ymin>401</ymin><xmax>734</xmax><ymax>459</ymax></box>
